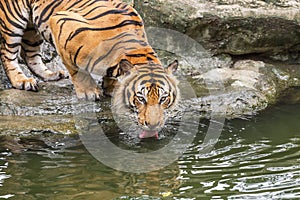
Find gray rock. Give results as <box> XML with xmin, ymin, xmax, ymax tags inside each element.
<box><xmin>135</xmin><ymin>0</ymin><xmax>300</xmax><ymax>61</ymax></box>
<box><xmin>191</xmin><ymin>59</ymin><xmax>300</xmax><ymax>118</ymax></box>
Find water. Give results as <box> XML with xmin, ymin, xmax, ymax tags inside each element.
<box><xmin>0</xmin><ymin>104</ymin><xmax>300</xmax><ymax>199</ymax></box>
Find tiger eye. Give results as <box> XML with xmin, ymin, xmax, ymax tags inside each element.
<box><xmin>137</xmin><ymin>96</ymin><xmax>146</xmax><ymax>104</ymax></box>
<box><xmin>160</xmin><ymin>96</ymin><xmax>167</xmax><ymax>104</ymax></box>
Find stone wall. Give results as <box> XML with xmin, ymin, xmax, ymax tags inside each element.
<box><xmin>134</xmin><ymin>0</ymin><xmax>300</xmax><ymax>61</ymax></box>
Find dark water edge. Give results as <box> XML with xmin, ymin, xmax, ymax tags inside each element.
<box><xmin>0</xmin><ymin>103</ymin><xmax>300</xmax><ymax>199</ymax></box>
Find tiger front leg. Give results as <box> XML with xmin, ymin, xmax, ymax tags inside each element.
<box><xmin>70</xmin><ymin>68</ymin><xmax>103</xmax><ymax>101</ymax></box>
<box><xmin>0</xmin><ymin>33</ymin><xmax>38</xmax><ymax>91</ymax></box>
<box><xmin>21</xmin><ymin>28</ymin><xmax>66</xmax><ymax>81</ymax></box>
<box><xmin>0</xmin><ymin>0</ymin><xmax>39</xmax><ymax>91</ymax></box>
<box><xmin>0</xmin><ymin>58</ymin><xmax>38</xmax><ymax>91</ymax></box>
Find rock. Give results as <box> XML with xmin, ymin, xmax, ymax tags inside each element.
<box><xmin>134</xmin><ymin>0</ymin><xmax>300</xmax><ymax>61</ymax></box>
<box><xmin>0</xmin><ymin>79</ymin><xmax>74</xmax><ymax>116</ymax></box>
<box><xmin>0</xmin><ymin>78</ymin><xmax>114</xmax><ymax>135</ymax></box>
<box><xmin>191</xmin><ymin>59</ymin><xmax>300</xmax><ymax>118</ymax></box>
<box><xmin>189</xmin><ymin>89</ymin><xmax>269</xmax><ymax>118</ymax></box>
<box><xmin>0</xmin><ymin>63</ymin><xmax>10</xmax><ymax>90</ymax></box>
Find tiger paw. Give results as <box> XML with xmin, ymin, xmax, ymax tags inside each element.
<box><xmin>76</xmin><ymin>87</ymin><xmax>103</xmax><ymax>101</ymax></box>
<box><xmin>44</xmin><ymin>70</ymin><xmax>68</xmax><ymax>81</ymax></box>
<box><xmin>13</xmin><ymin>77</ymin><xmax>38</xmax><ymax>91</ymax></box>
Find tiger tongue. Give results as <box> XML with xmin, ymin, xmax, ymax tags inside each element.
<box><xmin>139</xmin><ymin>130</ymin><xmax>158</xmax><ymax>139</ymax></box>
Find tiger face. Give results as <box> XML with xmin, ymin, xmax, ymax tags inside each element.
<box><xmin>113</xmin><ymin>60</ymin><xmax>179</xmax><ymax>139</ymax></box>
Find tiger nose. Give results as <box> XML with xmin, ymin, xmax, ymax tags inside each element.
<box><xmin>145</xmin><ymin>121</ymin><xmax>160</xmax><ymax>130</ymax></box>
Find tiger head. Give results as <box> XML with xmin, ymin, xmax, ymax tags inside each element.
<box><xmin>112</xmin><ymin>59</ymin><xmax>179</xmax><ymax>139</ymax></box>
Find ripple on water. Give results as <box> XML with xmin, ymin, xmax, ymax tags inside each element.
<box><xmin>176</xmin><ymin>117</ymin><xmax>300</xmax><ymax>199</ymax></box>
<box><xmin>0</xmin><ymin>151</ymin><xmax>12</xmax><ymax>198</ymax></box>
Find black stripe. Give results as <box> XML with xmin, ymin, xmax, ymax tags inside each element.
<box><xmin>0</xmin><ymin>1</ymin><xmax>25</xmax><ymax>30</ymax></box>
<box><xmin>91</xmin><ymin>39</ymin><xmax>148</xmax><ymax>71</ymax></box>
<box><xmin>91</xmin><ymin>44</ymin><xmax>126</xmax><ymax>72</ymax></box>
<box><xmin>123</xmin><ymin>11</ymin><xmax>138</xmax><ymax>17</ymax></box>
<box><xmin>37</xmin><ymin>0</ymin><xmax>63</xmax><ymax>27</ymax></box>
<box><xmin>21</xmin><ymin>39</ymin><xmax>43</xmax><ymax>47</ymax></box>
<box><xmin>23</xmin><ymin>0</ymin><xmax>30</xmax><ymax>8</ymax></box>
<box><xmin>86</xmin><ymin>9</ymin><xmax>128</xmax><ymax>20</ymax></box>
<box><xmin>3</xmin><ymin>0</ymin><xmax>27</xmax><ymax>26</ymax></box>
<box><xmin>82</xmin><ymin>5</ymin><xmax>107</xmax><ymax>17</ymax></box>
<box><xmin>77</xmin><ymin>0</ymin><xmax>95</xmax><ymax>9</ymax></box>
<box><xmin>137</xmin><ymin>73</ymin><xmax>167</xmax><ymax>83</ymax></box>
<box><xmin>3</xmin><ymin>55</ymin><xmax>18</xmax><ymax>61</ymax></box>
<box><xmin>147</xmin><ymin>56</ymin><xmax>153</xmax><ymax>61</ymax></box>
<box><xmin>3</xmin><ymin>40</ymin><xmax>20</xmax><ymax>48</ymax></box>
<box><xmin>140</xmin><ymin>78</ymin><xmax>165</xmax><ymax>86</ymax></box>
<box><xmin>121</xmin><ymin>4</ymin><xmax>128</xmax><ymax>10</ymax></box>
<box><xmin>84</xmin><ymin>57</ymin><xmax>93</xmax><ymax>71</ymax></box>
<box><xmin>0</xmin><ymin>27</ymin><xmax>23</xmax><ymax>37</ymax></box>
<box><xmin>104</xmin><ymin>32</ymin><xmax>135</xmax><ymax>41</ymax></box>
<box><xmin>40</xmin><ymin>30</ymin><xmax>47</xmax><ymax>41</ymax></box>
<box><xmin>49</xmin><ymin>35</ymin><xmax>54</xmax><ymax>46</ymax></box>
<box><xmin>25</xmin><ymin>53</ymin><xmax>42</xmax><ymax>59</ymax></box>
<box><xmin>115</xmin><ymin>2</ymin><xmax>123</xmax><ymax>8</ymax></box>
<box><xmin>65</xmin><ymin>0</ymin><xmax>83</xmax><ymax>10</ymax></box>
<box><xmin>74</xmin><ymin>45</ymin><xmax>84</xmax><ymax>67</ymax></box>
<box><xmin>126</xmin><ymin>53</ymin><xmax>146</xmax><ymax>57</ymax></box>
<box><xmin>64</xmin><ymin>31</ymin><xmax>74</xmax><ymax>49</ymax></box>
<box><xmin>68</xmin><ymin>20</ymin><xmax>143</xmax><ymax>42</ymax></box>
<box><xmin>33</xmin><ymin>4</ymin><xmax>40</xmax><ymax>12</ymax></box>
<box><xmin>58</xmin><ymin>20</ymin><xmax>66</xmax><ymax>41</ymax></box>
<box><xmin>2</xmin><ymin>47</ymin><xmax>18</xmax><ymax>55</ymax></box>
<box><xmin>11</xmin><ymin>0</ymin><xmax>29</xmax><ymax>23</ymax></box>
<box><xmin>56</xmin><ymin>17</ymin><xmax>89</xmax><ymax>39</ymax></box>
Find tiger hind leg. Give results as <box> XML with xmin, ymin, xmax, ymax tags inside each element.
<box><xmin>21</xmin><ymin>27</ymin><xmax>66</xmax><ymax>81</ymax></box>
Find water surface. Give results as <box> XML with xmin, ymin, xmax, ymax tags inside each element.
<box><xmin>0</xmin><ymin>104</ymin><xmax>300</xmax><ymax>199</ymax></box>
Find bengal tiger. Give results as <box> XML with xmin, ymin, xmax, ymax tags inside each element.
<box><xmin>0</xmin><ymin>0</ymin><xmax>180</xmax><ymax>138</ymax></box>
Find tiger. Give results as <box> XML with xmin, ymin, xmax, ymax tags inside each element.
<box><xmin>0</xmin><ymin>0</ymin><xmax>180</xmax><ymax>138</ymax></box>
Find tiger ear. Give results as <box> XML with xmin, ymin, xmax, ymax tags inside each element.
<box><xmin>119</xmin><ymin>59</ymin><xmax>134</xmax><ymax>76</ymax></box>
<box><xmin>166</xmin><ymin>60</ymin><xmax>178</xmax><ymax>74</ymax></box>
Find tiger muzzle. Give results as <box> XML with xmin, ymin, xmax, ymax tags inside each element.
<box><xmin>138</xmin><ymin>104</ymin><xmax>164</xmax><ymax>139</ymax></box>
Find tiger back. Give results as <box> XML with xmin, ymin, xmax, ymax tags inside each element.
<box><xmin>0</xmin><ymin>0</ymin><xmax>180</xmax><ymax>138</ymax></box>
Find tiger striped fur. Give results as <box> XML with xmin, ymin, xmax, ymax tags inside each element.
<box><xmin>0</xmin><ymin>0</ymin><xmax>180</xmax><ymax>137</ymax></box>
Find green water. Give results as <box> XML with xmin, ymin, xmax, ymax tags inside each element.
<box><xmin>0</xmin><ymin>104</ymin><xmax>300</xmax><ymax>199</ymax></box>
